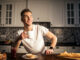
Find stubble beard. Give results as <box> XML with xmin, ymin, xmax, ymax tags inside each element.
<box><xmin>24</xmin><ymin>22</ymin><xmax>32</xmax><ymax>27</ymax></box>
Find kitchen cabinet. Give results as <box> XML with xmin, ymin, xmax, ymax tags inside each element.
<box><xmin>0</xmin><ymin>45</ymin><xmax>80</xmax><ymax>53</ymax></box>
<box><xmin>0</xmin><ymin>0</ymin><xmax>26</xmax><ymax>27</ymax></box>
<box><xmin>0</xmin><ymin>45</ymin><xmax>11</xmax><ymax>53</ymax></box>
<box><xmin>0</xmin><ymin>2</ymin><xmax>14</xmax><ymax>27</ymax></box>
<box><xmin>17</xmin><ymin>46</ymin><xmax>27</xmax><ymax>53</ymax></box>
<box><xmin>13</xmin><ymin>1</ymin><xmax>26</xmax><ymax>27</ymax></box>
<box><xmin>54</xmin><ymin>46</ymin><xmax>68</xmax><ymax>53</ymax></box>
<box><xmin>0</xmin><ymin>45</ymin><xmax>27</xmax><ymax>53</ymax></box>
<box><xmin>28</xmin><ymin>0</ymin><xmax>80</xmax><ymax>27</ymax></box>
<box><xmin>28</xmin><ymin>0</ymin><xmax>51</xmax><ymax>22</ymax></box>
<box><xmin>64</xmin><ymin>0</ymin><xmax>80</xmax><ymax>27</ymax></box>
<box><xmin>47</xmin><ymin>46</ymin><xmax>80</xmax><ymax>54</ymax></box>
<box><xmin>67</xmin><ymin>46</ymin><xmax>80</xmax><ymax>53</ymax></box>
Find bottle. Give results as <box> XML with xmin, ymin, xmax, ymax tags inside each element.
<box><xmin>11</xmin><ymin>47</ymin><xmax>16</xmax><ymax>58</ymax></box>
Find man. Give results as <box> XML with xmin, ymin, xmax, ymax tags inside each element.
<box><xmin>15</xmin><ymin>9</ymin><xmax>57</xmax><ymax>55</ymax></box>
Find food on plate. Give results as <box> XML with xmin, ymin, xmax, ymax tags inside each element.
<box><xmin>26</xmin><ymin>53</ymin><xmax>37</xmax><ymax>59</ymax></box>
<box><xmin>0</xmin><ymin>52</ymin><xmax>7</xmax><ymax>60</ymax></box>
<box><xmin>26</xmin><ymin>54</ymin><xmax>33</xmax><ymax>58</ymax></box>
<box><xmin>59</xmin><ymin>51</ymin><xmax>80</xmax><ymax>58</ymax></box>
<box><xmin>0</xmin><ymin>54</ymin><xmax>3</xmax><ymax>59</ymax></box>
<box><xmin>3</xmin><ymin>53</ymin><xmax>7</xmax><ymax>59</ymax></box>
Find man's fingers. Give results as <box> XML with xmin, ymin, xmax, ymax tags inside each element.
<box><xmin>45</xmin><ymin>49</ymin><xmax>54</xmax><ymax>55</ymax></box>
<box><xmin>20</xmin><ymin>32</ymin><xmax>28</xmax><ymax>39</ymax></box>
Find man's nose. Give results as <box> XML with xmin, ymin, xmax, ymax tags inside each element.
<box><xmin>28</xmin><ymin>17</ymin><xmax>31</xmax><ymax>20</ymax></box>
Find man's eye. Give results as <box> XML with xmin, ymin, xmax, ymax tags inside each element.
<box><xmin>23</xmin><ymin>15</ymin><xmax>28</xmax><ymax>17</ymax></box>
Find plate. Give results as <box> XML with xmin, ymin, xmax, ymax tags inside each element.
<box><xmin>22</xmin><ymin>54</ymin><xmax>38</xmax><ymax>59</ymax></box>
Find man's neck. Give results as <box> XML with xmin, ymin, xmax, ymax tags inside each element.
<box><xmin>24</xmin><ymin>24</ymin><xmax>33</xmax><ymax>31</ymax></box>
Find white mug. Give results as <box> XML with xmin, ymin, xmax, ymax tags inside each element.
<box><xmin>27</xmin><ymin>31</ymin><xmax>34</xmax><ymax>39</ymax></box>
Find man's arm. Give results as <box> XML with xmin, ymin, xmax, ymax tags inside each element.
<box><xmin>15</xmin><ymin>39</ymin><xmax>22</xmax><ymax>51</ymax></box>
<box><xmin>45</xmin><ymin>31</ymin><xmax>57</xmax><ymax>54</ymax></box>
<box><xmin>15</xmin><ymin>31</ymin><xmax>29</xmax><ymax>51</ymax></box>
<box><xmin>45</xmin><ymin>31</ymin><xmax>57</xmax><ymax>48</ymax></box>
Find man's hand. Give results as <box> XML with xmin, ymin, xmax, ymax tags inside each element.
<box><xmin>45</xmin><ymin>49</ymin><xmax>54</xmax><ymax>55</ymax></box>
<box><xmin>20</xmin><ymin>31</ymin><xmax>29</xmax><ymax>40</ymax></box>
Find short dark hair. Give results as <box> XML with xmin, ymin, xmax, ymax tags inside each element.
<box><xmin>21</xmin><ymin>8</ymin><xmax>32</xmax><ymax>16</ymax></box>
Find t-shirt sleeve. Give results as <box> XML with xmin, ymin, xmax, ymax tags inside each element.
<box><xmin>40</xmin><ymin>25</ymin><xmax>49</xmax><ymax>36</ymax></box>
<box><xmin>14</xmin><ymin>30</ymin><xmax>23</xmax><ymax>42</ymax></box>
<box><xmin>17</xmin><ymin>30</ymin><xmax>23</xmax><ymax>36</ymax></box>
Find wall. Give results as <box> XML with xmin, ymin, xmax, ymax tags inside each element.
<box><xmin>0</xmin><ymin>27</ymin><xmax>80</xmax><ymax>46</ymax></box>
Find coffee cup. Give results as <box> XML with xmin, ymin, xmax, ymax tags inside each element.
<box><xmin>27</xmin><ymin>31</ymin><xmax>34</xmax><ymax>39</ymax></box>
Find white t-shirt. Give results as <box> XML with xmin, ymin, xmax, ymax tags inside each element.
<box><xmin>16</xmin><ymin>24</ymin><xmax>49</xmax><ymax>54</ymax></box>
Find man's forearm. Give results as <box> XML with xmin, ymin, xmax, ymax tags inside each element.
<box><xmin>15</xmin><ymin>40</ymin><xmax>22</xmax><ymax>51</ymax></box>
<box><xmin>51</xmin><ymin>36</ymin><xmax>57</xmax><ymax>48</ymax></box>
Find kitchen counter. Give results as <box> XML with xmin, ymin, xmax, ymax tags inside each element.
<box><xmin>7</xmin><ymin>53</ymin><xmax>75</xmax><ymax>60</ymax></box>
<box><xmin>0</xmin><ymin>41</ymin><xmax>80</xmax><ymax>46</ymax></box>
<box><xmin>0</xmin><ymin>41</ymin><xmax>11</xmax><ymax>45</ymax></box>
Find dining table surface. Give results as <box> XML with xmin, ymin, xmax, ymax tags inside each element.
<box><xmin>7</xmin><ymin>53</ymin><xmax>77</xmax><ymax>60</ymax></box>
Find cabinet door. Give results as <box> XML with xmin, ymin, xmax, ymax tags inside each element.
<box><xmin>54</xmin><ymin>46</ymin><xmax>68</xmax><ymax>53</ymax></box>
<box><xmin>13</xmin><ymin>1</ymin><xmax>26</xmax><ymax>27</ymax></box>
<box><xmin>0</xmin><ymin>3</ymin><xmax>4</xmax><ymax>26</ymax></box>
<box><xmin>65</xmin><ymin>1</ymin><xmax>76</xmax><ymax>27</ymax></box>
<box><xmin>0</xmin><ymin>2</ymin><xmax>14</xmax><ymax>27</ymax></box>
<box><xmin>4</xmin><ymin>3</ymin><xmax>14</xmax><ymax>27</ymax></box>
<box><xmin>0</xmin><ymin>45</ymin><xmax>11</xmax><ymax>53</ymax></box>
<box><xmin>65</xmin><ymin>1</ymin><xmax>80</xmax><ymax>27</ymax></box>
<box><xmin>77</xmin><ymin>2</ymin><xmax>80</xmax><ymax>27</ymax></box>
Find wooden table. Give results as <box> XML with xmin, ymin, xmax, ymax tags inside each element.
<box><xmin>7</xmin><ymin>53</ymin><xmax>76</xmax><ymax>60</ymax></box>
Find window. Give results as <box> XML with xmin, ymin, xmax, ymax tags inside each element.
<box><xmin>67</xmin><ymin>3</ymin><xmax>74</xmax><ymax>24</ymax></box>
<box><xmin>6</xmin><ymin>4</ymin><xmax>12</xmax><ymax>24</ymax></box>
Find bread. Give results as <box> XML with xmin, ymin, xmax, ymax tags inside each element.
<box><xmin>0</xmin><ymin>54</ymin><xmax>3</xmax><ymax>59</ymax></box>
<box><xmin>26</xmin><ymin>53</ymin><xmax>36</xmax><ymax>59</ymax></box>
<box><xmin>0</xmin><ymin>53</ymin><xmax>7</xmax><ymax>60</ymax></box>
<box><xmin>3</xmin><ymin>53</ymin><xmax>7</xmax><ymax>59</ymax></box>
<box><xmin>26</xmin><ymin>54</ymin><xmax>33</xmax><ymax>58</ymax></box>
<box><xmin>30</xmin><ymin>55</ymin><xmax>36</xmax><ymax>59</ymax></box>
<box><xmin>59</xmin><ymin>51</ymin><xmax>80</xmax><ymax>58</ymax></box>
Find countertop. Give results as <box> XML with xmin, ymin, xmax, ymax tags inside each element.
<box><xmin>7</xmin><ymin>53</ymin><xmax>76</xmax><ymax>60</ymax></box>
<box><xmin>0</xmin><ymin>41</ymin><xmax>80</xmax><ymax>46</ymax></box>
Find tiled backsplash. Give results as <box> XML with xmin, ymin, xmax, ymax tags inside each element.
<box><xmin>0</xmin><ymin>27</ymin><xmax>80</xmax><ymax>45</ymax></box>
<box><xmin>0</xmin><ymin>27</ymin><xmax>23</xmax><ymax>41</ymax></box>
<box><xmin>50</xmin><ymin>27</ymin><xmax>80</xmax><ymax>45</ymax></box>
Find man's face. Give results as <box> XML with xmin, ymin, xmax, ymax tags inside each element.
<box><xmin>22</xmin><ymin>12</ymin><xmax>33</xmax><ymax>26</ymax></box>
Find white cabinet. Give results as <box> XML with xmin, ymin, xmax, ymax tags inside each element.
<box><xmin>13</xmin><ymin>1</ymin><xmax>26</xmax><ymax>27</ymax></box>
<box><xmin>0</xmin><ymin>45</ymin><xmax>11</xmax><ymax>53</ymax></box>
<box><xmin>64</xmin><ymin>0</ymin><xmax>80</xmax><ymax>27</ymax></box>
<box><xmin>28</xmin><ymin>0</ymin><xmax>80</xmax><ymax>27</ymax></box>
<box><xmin>17</xmin><ymin>46</ymin><xmax>27</xmax><ymax>53</ymax></box>
<box><xmin>0</xmin><ymin>0</ymin><xmax>26</xmax><ymax>27</ymax></box>
<box><xmin>28</xmin><ymin>0</ymin><xmax>51</xmax><ymax>22</ymax></box>
<box><xmin>46</xmin><ymin>46</ymin><xmax>80</xmax><ymax>54</ymax></box>
<box><xmin>0</xmin><ymin>2</ymin><xmax>15</xmax><ymax>27</ymax></box>
<box><xmin>54</xmin><ymin>46</ymin><xmax>80</xmax><ymax>53</ymax></box>
<box><xmin>67</xmin><ymin>46</ymin><xmax>80</xmax><ymax>53</ymax></box>
<box><xmin>54</xmin><ymin>46</ymin><xmax>68</xmax><ymax>54</ymax></box>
